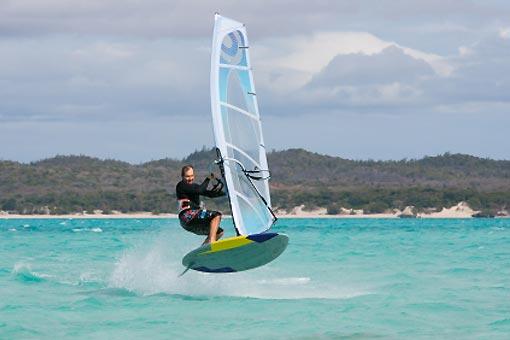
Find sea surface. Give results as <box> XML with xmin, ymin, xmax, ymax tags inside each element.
<box><xmin>1</xmin><ymin>218</ymin><xmax>509</xmax><ymax>339</ymax></box>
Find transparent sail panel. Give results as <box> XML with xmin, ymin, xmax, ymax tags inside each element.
<box><xmin>227</xmin><ymin>71</ymin><xmax>250</xmax><ymax>112</ymax></box>
<box><xmin>221</xmin><ymin>105</ymin><xmax>260</xmax><ymax>164</ymax></box>
<box><xmin>211</xmin><ymin>15</ymin><xmax>274</xmax><ymax>235</ymax></box>
<box><xmin>227</xmin><ymin>162</ymin><xmax>273</xmax><ymax>235</ymax></box>
<box><xmin>237</xmin><ymin>70</ymin><xmax>258</xmax><ymax>114</ymax></box>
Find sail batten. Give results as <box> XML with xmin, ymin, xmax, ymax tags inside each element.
<box><xmin>220</xmin><ymin>102</ymin><xmax>259</xmax><ymax>121</ymax></box>
<box><xmin>224</xmin><ymin>143</ymin><xmax>261</xmax><ymax>168</ymax></box>
<box><xmin>211</xmin><ymin>14</ymin><xmax>274</xmax><ymax>235</ymax></box>
<box><xmin>220</xmin><ymin>64</ymin><xmax>251</xmax><ymax>70</ymax></box>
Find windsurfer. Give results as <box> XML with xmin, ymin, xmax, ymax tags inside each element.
<box><xmin>176</xmin><ymin>165</ymin><xmax>225</xmax><ymax>244</ymax></box>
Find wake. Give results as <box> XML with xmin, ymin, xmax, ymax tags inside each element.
<box><xmin>108</xmin><ymin>231</ymin><xmax>370</xmax><ymax>300</ymax></box>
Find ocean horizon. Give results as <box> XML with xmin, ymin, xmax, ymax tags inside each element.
<box><xmin>1</xmin><ymin>218</ymin><xmax>509</xmax><ymax>339</ymax></box>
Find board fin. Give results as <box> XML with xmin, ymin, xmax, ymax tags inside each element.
<box><xmin>179</xmin><ymin>262</ymin><xmax>194</xmax><ymax>277</ymax></box>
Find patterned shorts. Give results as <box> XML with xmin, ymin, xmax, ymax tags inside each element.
<box><xmin>179</xmin><ymin>209</ymin><xmax>223</xmax><ymax>236</ymax></box>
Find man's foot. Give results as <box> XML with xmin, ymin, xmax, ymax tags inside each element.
<box><xmin>202</xmin><ymin>237</ymin><xmax>219</xmax><ymax>245</ymax></box>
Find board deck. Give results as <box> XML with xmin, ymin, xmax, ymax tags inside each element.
<box><xmin>182</xmin><ymin>232</ymin><xmax>288</xmax><ymax>273</ymax></box>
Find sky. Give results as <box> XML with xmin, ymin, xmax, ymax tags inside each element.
<box><xmin>1</xmin><ymin>0</ymin><xmax>509</xmax><ymax>163</ymax></box>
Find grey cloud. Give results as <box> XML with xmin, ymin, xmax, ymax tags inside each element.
<box><xmin>0</xmin><ymin>37</ymin><xmax>211</xmax><ymax>123</ymax></box>
<box><xmin>0</xmin><ymin>118</ymin><xmax>214</xmax><ymax>163</ymax></box>
<box><xmin>1</xmin><ymin>1</ymin><xmax>509</xmax><ymax>45</ymax></box>
<box><xmin>2</xmin><ymin>28</ymin><xmax>509</xmax><ymax>125</ymax></box>
<box><xmin>260</xmin><ymin>46</ymin><xmax>436</xmax><ymax>114</ymax></box>
<box><xmin>424</xmin><ymin>33</ymin><xmax>510</xmax><ymax>104</ymax></box>
<box><xmin>308</xmin><ymin>46</ymin><xmax>434</xmax><ymax>88</ymax></box>
<box><xmin>261</xmin><ymin>32</ymin><xmax>510</xmax><ymax>116</ymax></box>
<box><xmin>2</xmin><ymin>1</ymin><xmax>510</xmax><ymax>161</ymax></box>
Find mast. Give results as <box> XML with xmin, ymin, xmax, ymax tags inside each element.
<box><xmin>210</xmin><ymin>15</ymin><xmax>275</xmax><ymax>235</ymax></box>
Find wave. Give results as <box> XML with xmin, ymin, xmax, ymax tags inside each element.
<box><xmin>80</xmin><ymin>287</ymin><xmax>137</xmax><ymax>297</ymax></box>
<box><xmin>10</xmin><ymin>262</ymin><xmax>108</xmax><ymax>290</ymax></box>
<box><xmin>490</xmin><ymin>318</ymin><xmax>510</xmax><ymax>327</ymax></box>
<box><xmin>72</xmin><ymin>227</ymin><xmax>103</xmax><ymax>233</ymax></box>
<box><xmin>257</xmin><ymin>277</ymin><xmax>311</xmax><ymax>285</ymax></box>
<box><xmin>12</xmin><ymin>262</ymin><xmax>53</xmax><ymax>283</ymax></box>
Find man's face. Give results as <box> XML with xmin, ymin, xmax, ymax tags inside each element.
<box><xmin>183</xmin><ymin>168</ymin><xmax>194</xmax><ymax>184</ymax></box>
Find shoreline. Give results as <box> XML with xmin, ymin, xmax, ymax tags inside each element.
<box><xmin>1</xmin><ymin>202</ymin><xmax>506</xmax><ymax>219</ymax></box>
<box><xmin>0</xmin><ymin>213</ymin><xmax>507</xmax><ymax>219</ymax></box>
<box><xmin>0</xmin><ymin>212</ymin><xmax>178</xmax><ymax>219</ymax></box>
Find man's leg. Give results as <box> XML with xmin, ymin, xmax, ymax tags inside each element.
<box><xmin>204</xmin><ymin>215</ymin><xmax>222</xmax><ymax>244</ymax></box>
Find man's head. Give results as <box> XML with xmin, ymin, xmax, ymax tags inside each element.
<box><xmin>181</xmin><ymin>165</ymin><xmax>194</xmax><ymax>184</ymax></box>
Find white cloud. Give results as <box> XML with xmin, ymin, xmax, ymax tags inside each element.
<box><xmin>72</xmin><ymin>42</ymin><xmax>135</xmax><ymax>60</ymax></box>
<box><xmin>500</xmin><ymin>27</ymin><xmax>510</xmax><ymax>39</ymax></box>
<box><xmin>458</xmin><ymin>46</ymin><xmax>473</xmax><ymax>56</ymax></box>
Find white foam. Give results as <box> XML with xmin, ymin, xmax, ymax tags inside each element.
<box><xmin>72</xmin><ymin>227</ymin><xmax>103</xmax><ymax>233</ymax></box>
<box><xmin>80</xmin><ymin>271</ymin><xmax>99</xmax><ymax>282</ymax></box>
<box><xmin>12</xmin><ymin>262</ymin><xmax>53</xmax><ymax>279</ymax></box>
<box><xmin>8</xmin><ymin>228</ymin><xmax>17</xmax><ymax>232</ymax></box>
<box><xmin>13</xmin><ymin>262</ymin><xmax>29</xmax><ymax>273</ymax></box>
<box><xmin>257</xmin><ymin>277</ymin><xmax>311</xmax><ymax>285</ymax></box>
<box><xmin>108</xmin><ymin>232</ymin><xmax>370</xmax><ymax>300</ymax></box>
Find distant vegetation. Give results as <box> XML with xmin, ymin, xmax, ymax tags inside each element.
<box><xmin>0</xmin><ymin>148</ymin><xmax>509</xmax><ymax>215</ymax></box>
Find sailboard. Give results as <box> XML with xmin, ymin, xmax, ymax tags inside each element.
<box><xmin>181</xmin><ymin>14</ymin><xmax>288</xmax><ymax>274</ymax></box>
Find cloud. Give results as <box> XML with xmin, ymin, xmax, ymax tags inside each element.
<box><xmin>1</xmin><ymin>0</ymin><xmax>509</xmax><ymax>41</ymax></box>
<box><xmin>308</xmin><ymin>46</ymin><xmax>434</xmax><ymax>87</ymax></box>
<box><xmin>425</xmin><ymin>32</ymin><xmax>510</xmax><ymax>104</ymax></box>
<box><xmin>0</xmin><ymin>118</ymin><xmax>214</xmax><ymax>162</ymax></box>
<box><xmin>500</xmin><ymin>27</ymin><xmax>510</xmax><ymax>39</ymax></box>
<box><xmin>253</xmin><ymin>31</ymin><xmax>451</xmax><ymax>101</ymax></box>
<box><xmin>3</xmin><ymin>27</ymin><xmax>508</xmax><ymax>124</ymax></box>
<box><xmin>269</xmin><ymin>46</ymin><xmax>433</xmax><ymax>112</ymax></box>
<box><xmin>0</xmin><ymin>37</ymin><xmax>210</xmax><ymax>122</ymax></box>
<box><xmin>1</xmin><ymin>1</ymin><xmax>510</xmax><ymax>161</ymax></box>
<box><xmin>257</xmin><ymin>45</ymin><xmax>437</xmax><ymax>114</ymax></box>
<box><xmin>257</xmin><ymin>28</ymin><xmax>510</xmax><ymax>117</ymax></box>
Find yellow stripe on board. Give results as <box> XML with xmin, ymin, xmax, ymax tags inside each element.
<box><xmin>200</xmin><ymin>235</ymin><xmax>253</xmax><ymax>255</ymax></box>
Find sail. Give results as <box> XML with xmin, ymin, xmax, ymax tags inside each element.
<box><xmin>210</xmin><ymin>14</ymin><xmax>275</xmax><ymax>235</ymax></box>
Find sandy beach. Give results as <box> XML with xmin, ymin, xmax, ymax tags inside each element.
<box><xmin>0</xmin><ymin>202</ymin><xmax>506</xmax><ymax>219</ymax></box>
<box><xmin>0</xmin><ymin>212</ymin><xmax>178</xmax><ymax>219</ymax></box>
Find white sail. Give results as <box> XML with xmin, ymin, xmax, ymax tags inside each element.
<box><xmin>210</xmin><ymin>14</ymin><xmax>275</xmax><ymax>235</ymax></box>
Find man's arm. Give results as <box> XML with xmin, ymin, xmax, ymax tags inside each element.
<box><xmin>178</xmin><ymin>178</ymin><xmax>210</xmax><ymax>195</ymax></box>
<box><xmin>201</xmin><ymin>174</ymin><xmax>226</xmax><ymax>198</ymax></box>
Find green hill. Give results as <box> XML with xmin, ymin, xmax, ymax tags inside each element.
<box><xmin>0</xmin><ymin>149</ymin><xmax>509</xmax><ymax>215</ymax></box>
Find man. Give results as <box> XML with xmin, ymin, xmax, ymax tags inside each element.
<box><xmin>176</xmin><ymin>164</ymin><xmax>225</xmax><ymax>244</ymax></box>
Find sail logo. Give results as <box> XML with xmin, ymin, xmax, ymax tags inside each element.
<box><xmin>221</xmin><ymin>31</ymin><xmax>246</xmax><ymax>66</ymax></box>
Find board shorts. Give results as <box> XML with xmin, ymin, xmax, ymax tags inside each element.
<box><xmin>179</xmin><ymin>209</ymin><xmax>223</xmax><ymax>236</ymax></box>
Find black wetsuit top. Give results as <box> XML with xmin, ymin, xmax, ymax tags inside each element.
<box><xmin>176</xmin><ymin>178</ymin><xmax>223</xmax><ymax>211</ymax></box>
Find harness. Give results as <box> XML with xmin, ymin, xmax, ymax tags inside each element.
<box><xmin>177</xmin><ymin>199</ymin><xmax>191</xmax><ymax>214</ymax></box>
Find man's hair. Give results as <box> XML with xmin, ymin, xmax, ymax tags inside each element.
<box><xmin>181</xmin><ymin>164</ymin><xmax>194</xmax><ymax>177</ymax></box>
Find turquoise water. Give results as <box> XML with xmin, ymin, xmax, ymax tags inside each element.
<box><xmin>1</xmin><ymin>218</ymin><xmax>509</xmax><ymax>339</ymax></box>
